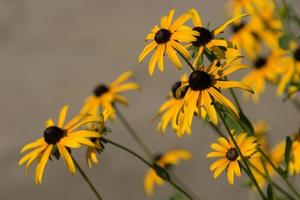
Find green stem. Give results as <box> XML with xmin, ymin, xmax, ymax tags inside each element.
<box><xmin>229</xmin><ymin>88</ymin><xmax>243</xmax><ymax>113</ymax></box>
<box><xmin>258</xmin><ymin>149</ymin><xmax>300</xmax><ymax>199</ymax></box>
<box><xmin>248</xmin><ymin>162</ymin><xmax>296</xmax><ymax>200</ymax></box>
<box><xmin>215</xmin><ymin>106</ymin><xmax>267</xmax><ymax>200</ymax></box>
<box><xmin>176</xmin><ymin>49</ymin><xmax>195</xmax><ymax>71</ymax></box>
<box><xmin>102</xmin><ymin>137</ymin><xmax>194</xmax><ymax>200</ymax></box>
<box><xmin>115</xmin><ymin>106</ymin><xmax>153</xmax><ymax>160</ymax></box>
<box><xmin>73</xmin><ymin>157</ymin><xmax>103</xmax><ymax>200</ymax></box>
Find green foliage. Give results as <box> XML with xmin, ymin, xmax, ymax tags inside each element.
<box><xmin>284</xmin><ymin>136</ymin><xmax>292</xmax><ymax>173</ymax></box>
<box><xmin>267</xmin><ymin>184</ymin><xmax>274</xmax><ymax>200</ymax></box>
<box><xmin>153</xmin><ymin>164</ymin><xmax>170</xmax><ymax>181</ymax></box>
<box><xmin>278</xmin><ymin>33</ymin><xmax>291</xmax><ymax>50</ymax></box>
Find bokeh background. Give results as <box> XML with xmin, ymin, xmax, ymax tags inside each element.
<box><xmin>1</xmin><ymin>0</ymin><xmax>300</xmax><ymax>199</ymax></box>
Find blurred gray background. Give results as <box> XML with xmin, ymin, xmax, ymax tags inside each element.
<box><xmin>0</xmin><ymin>0</ymin><xmax>299</xmax><ymax>199</ymax></box>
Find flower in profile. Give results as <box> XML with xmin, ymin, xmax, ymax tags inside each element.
<box><xmin>81</xmin><ymin>71</ymin><xmax>139</xmax><ymax>119</ymax></box>
<box><xmin>18</xmin><ymin>105</ymin><xmax>102</xmax><ymax>184</ymax></box>
<box><xmin>144</xmin><ymin>149</ymin><xmax>191</xmax><ymax>195</ymax></box>
<box><xmin>207</xmin><ymin>133</ymin><xmax>258</xmax><ymax>184</ymax></box>
<box><xmin>156</xmin><ymin>75</ymin><xmax>194</xmax><ymax>137</ymax></box>
<box><xmin>241</xmin><ymin>53</ymin><xmax>285</xmax><ymax>102</ymax></box>
<box><xmin>289</xmin><ymin>133</ymin><xmax>300</xmax><ymax>175</ymax></box>
<box><xmin>138</xmin><ymin>9</ymin><xmax>199</xmax><ymax>75</ymax></box>
<box><xmin>85</xmin><ymin>112</ymin><xmax>110</xmax><ymax>168</ymax></box>
<box><xmin>188</xmin><ymin>9</ymin><xmax>245</xmax><ymax>66</ymax></box>
<box><xmin>277</xmin><ymin>46</ymin><xmax>300</xmax><ymax>96</ymax></box>
<box><xmin>179</xmin><ymin>59</ymin><xmax>253</xmax><ymax>133</ymax></box>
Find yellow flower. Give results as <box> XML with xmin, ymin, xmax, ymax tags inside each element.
<box><xmin>188</xmin><ymin>9</ymin><xmax>245</xmax><ymax>66</ymax></box>
<box><xmin>230</xmin><ymin>20</ymin><xmax>263</xmax><ymax>60</ymax></box>
<box><xmin>85</xmin><ymin>112</ymin><xmax>110</xmax><ymax>168</ymax></box>
<box><xmin>138</xmin><ymin>9</ymin><xmax>199</xmax><ymax>75</ymax></box>
<box><xmin>277</xmin><ymin>47</ymin><xmax>300</xmax><ymax>96</ymax></box>
<box><xmin>18</xmin><ymin>105</ymin><xmax>102</xmax><ymax>184</ymax></box>
<box><xmin>207</xmin><ymin>133</ymin><xmax>258</xmax><ymax>185</ymax></box>
<box><xmin>226</xmin><ymin>0</ymin><xmax>272</xmax><ymax>18</ymax></box>
<box><xmin>290</xmin><ymin>133</ymin><xmax>300</xmax><ymax>175</ymax></box>
<box><xmin>241</xmin><ymin>52</ymin><xmax>286</xmax><ymax>102</ymax></box>
<box><xmin>156</xmin><ymin>75</ymin><xmax>194</xmax><ymax>137</ymax></box>
<box><xmin>81</xmin><ymin>71</ymin><xmax>139</xmax><ymax>119</ymax></box>
<box><xmin>144</xmin><ymin>150</ymin><xmax>191</xmax><ymax>196</ymax></box>
<box><xmin>178</xmin><ymin>59</ymin><xmax>253</xmax><ymax>133</ymax></box>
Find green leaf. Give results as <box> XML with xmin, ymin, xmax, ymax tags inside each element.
<box><xmin>277</xmin><ymin>167</ymin><xmax>288</xmax><ymax>179</ymax></box>
<box><xmin>153</xmin><ymin>164</ymin><xmax>170</xmax><ymax>181</ymax></box>
<box><xmin>52</xmin><ymin>144</ymin><xmax>60</xmax><ymax>160</ymax></box>
<box><xmin>267</xmin><ymin>184</ymin><xmax>274</xmax><ymax>200</ymax></box>
<box><xmin>279</xmin><ymin>34</ymin><xmax>291</xmax><ymax>50</ymax></box>
<box><xmin>284</xmin><ymin>136</ymin><xmax>292</xmax><ymax>167</ymax></box>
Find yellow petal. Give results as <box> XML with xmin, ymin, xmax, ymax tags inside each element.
<box><xmin>68</xmin><ymin>130</ymin><xmax>101</xmax><ymax>138</ymax></box>
<box><xmin>148</xmin><ymin>46</ymin><xmax>160</xmax><ymax>76</ymax></box>
<box><xmin>45</xmin><ymin>119</ymin><xmax>54</xmax><ymax>128</ymax></box>
<box><xmin>170</xmin><ymin>13</ymin><xmax>191</xmax><ymax>32</ymax></box>
<box><xmin>111</xmin><ymin>83</ymin><xmax>139</xmax><ymax>93</ymax></box>
<box><xmin>222</xmin><ymin>64</ymin><xmax>250</xmax><ymax>77</ymax></box>
<box><xmin>202</xmin><ymin>91</ymin><xmax>218</xmax><ymax>124</ymax></box>
<box><xmin>215</xmin><ymin>81</ymin><xmax>254</xmax><ymax>93</ymax></box>
<box><xmin>19</xmin><ymin>144</ymin><xmax>47</xmax><ymax>166</ymax></box>
<box><xmin>58</xmin><ymin>105</ymin><xmax>69</xmax><ymax>128</ymax></box>
<box><xmin>170</xmin><ymin>41</ymin><xmax>190</xmax><ymax>60</ymax></box>
<box><xmin>189</xmin><ymin>8</ymin><xmax>202</xmax><ymax>27</ymax></box>
<box><xmin>138</xmin><ymin>41</ymin><xmax>157</xmax><ymax>63</ymax></box>
<box><xmin>212</xmin><ymin>14</ymin><xmax>249</xmax><ymax>36</ymax></box>
<box><xmin>57</xmin><ymin>143</ymin><xmax>75</xmax><ymax>174</ymax></box>
<box><xmin>166</xmin><ymin>44</ymin><xmax>181</xmax><ymax>69</ymax></box>
<box><xmin>110</xmin><ymin>71</ymin><xmax>133</xmax><ymax>86</ymax></box>
<box><xmin>20</xmin><ymin>138</ymin><xmax>45</xmax><ymax>153</ymax></box>
<box><xmin>227</xmin><ymin>162</ymin><xmax>235</xmax><ymax>184</ymax></box>
<box><xmin>35</xmin><ymin>145</ymin><xmax>52</xmax><ymax>184</ymax></box>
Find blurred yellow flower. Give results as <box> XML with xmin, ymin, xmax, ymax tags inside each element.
<box><xmin>144</xmin><ymin>149</ymin><xmax>191</xmax><ymax>196</ymax></box>
<box><xmin>290</xmin><ymin>133</ymin><xmax>300</xmax><ymax>175</ymax></box>
<box><xmin>207</xmin><ymin>133</ymin><xmax>258</xmax><ymax>185</ymax></box>
<box><xmin>241</xmin><ymin>53</ymin><xmax>286</xmax><ymax>102</ymax></box>
<box><xmin>138</xmin><ymin>9</ymin><xmax>198</xmax><ymax>75</ymax></box>
<box><xmin>18</xmin><ymin>105</ymin><xmax>102</xmax><ymax>184</ymax></box>
<box><xmin>81</xmin><ymin>71</ymin><xmax>139</xmax><ymax>119</ymax></box>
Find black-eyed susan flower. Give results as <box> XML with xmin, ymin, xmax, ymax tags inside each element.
<box><xmin>85</xmin><ymin>112</ymin><xmax>110</xmax><ymax>168</ymax></box>
<box><xmin>18</xmin><ymin>105</ymin><xmax>102</xmax><ymax>184</ymax></box>
<box><xmin>277</xmin><ymin>47</ymin><xmax>300</xmax><ymax>96</ymax></box>
<box><xmin>144</xmin><ymin>149</ymin><xmax>191</xmax><ymax>196</ymax></box>
<box><xmin>207</xmin><ymin>133</ymin><xmax>258</xmax><ymax>185</ymax></box>
<box><xmin>81</xmin><ymin>71</ymin><xmax>139</xmax><ymax>119</ymax></box>
<box><xmin>138</xmin><ymin>9</ymin><xmax>199</xmax><ymax>75</ymax></box>
<box><xmin>178</xmin><ymin>59</ymin><xmax>253</xmax><ymax>133</ymax></box>
<box><xmin>156</xmin><ymin>75</ymin><xmax>193</xmax><ymax>137</ymax></box>
<box><xmin>188</xmin><ymin>9</ymin><xmax>245</xmax><ymax>66</ymax></box>
<box><xmin>241</xmin><ymin>52</ymin><xmax>286</xmax><ymax>102</ymax></box>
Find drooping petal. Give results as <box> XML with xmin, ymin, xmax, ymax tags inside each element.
<box><xmin>35</xmin><ymin>145</ymin><xmax>52</xmax><ymax>184</ymax></box>
<box><xmin>212</xmin><ymin>14</ymin><xmax>248</xmax><ymax>36</ymax></box>
<box><xmin>58</xmin><ymin>105</ymin><xmax>69</xmax><ymax>128</ymax></box>
<box><xmin>138</xmin><ymin>41</ymin><xmax>157</xmax><ymax>63</ymax></box>
<box><xmin>215</xmin><ymin>81</ymin><xmax>254</xmax><ymax>93</ymax></box>
<box><xmin>57</xmin><ymin>143</ymin><xmax>75</xmax><ymax>174</ymax></box>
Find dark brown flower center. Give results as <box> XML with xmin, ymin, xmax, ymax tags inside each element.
<box><xmin>254</xmin><ymin>57</ymin><xmax>267</xmax><ymax>69</ymax></box>
<box><xmin>44</xmin><ymin>126</ymin><xmax>65</xmax><ymax>144</ymax></box>
<box><xmin>94</xmin><ymin>84</ymin><xmax>109</xmax><ymax>97</ymax></box>
<box><xmin>155</xmin><ymin>29</ymin><xmax>171</xmax><ymax>44</ymax></box>
<box><xmin>293</xmin><ymin>48</ymin><xmax>300</xmax><ymax>61</ymax></box>
<box><xmin>231</xmin><ymin>22</ymin><xmax>245</xmax><ymax>33</ymax></box>
<box><xmin>192</xmin><ymin>27</ymin><xmax>213</xmax><ymax>47</ymax></box>
<box><xmin>189</xmin><ymin>71</ymin><xmax>212</xmax><ymax>91</ymax></box>
<box><xmin>171</xmin><ymin>81</ymin><xmax>188</xmax><ymax>99</ymax></box>
<box><xmin>226</xmin><ymin>148</ymin><xmax>239</xmax><ymax>161</ymax></box>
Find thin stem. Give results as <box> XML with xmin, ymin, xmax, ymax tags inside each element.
<box><xmin>73</xmin><ymin>157</ymin><xmax>103</xmax><ymax>200</ymax></box>
<box><xmin>115</xmin><ymin>106</ymin><xmax>153</xmax><ymax>160</ymax></box>
<box><xmin>229</xmin><ymin>88</ymin><xmax>243</xmax><ymax>113</ymax></box>
<box><xmin>176</xmin><ymin>49</ymin><xmax>195</xmax><ymax>71</ymax></box>
<box><xmin>215</xmin><ymin>106</ymin><xmax>267</xmax><ymax>200</ymax></box>
<box><xmin>258</xmin><ymin>149</ymin><xmax>300</xmax><ymax>199</ymax></box>
<box><xmin>102</xmin><ymin>137</ymin><xmax>194</xmax><ymax>200</ymax></box>
<box><xmin>209</xmin><ymin>122</ymin><xmax>225</xmax><ymax>137</ymax></box>
<box><xmin>248</xmin><ymin>162</ymin><xmax>296</xmax><ymax>200</ymax></box>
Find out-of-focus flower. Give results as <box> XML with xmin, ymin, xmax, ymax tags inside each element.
<box><xmin>290</xmin><ymin>133</ymin><xmax>300</xmax><ymax>175</ymax></box>
<box><xmin>144</xmin><ymin>150</ymin><xmax>191</xmax><ymax>196</ymax></box>
<box><xmin>241</xmin><ymin>53</ymin><xmax>286</xmax><ymax>102</ymax></box>
<box><xmin>18</xmin><ymin>105</ymin><xmax>102</xmax><ymax>184</ymax></box>
<box><xmin>207</xmin><ymin>133</ymin><xmax>258</xmax><ymax>185</ymax></box>
<box><xmin>81</xmin><ymin>71</ymin><xmax>139</xmax><ymax>119</ymax></box>
<box><xmin>188</xmin><ymin>9</ymin><xmax>244</xmax><ymax>66</ymax></box>
<box><xmin>138</xmin><ymin>9</ymin><xmax>198</xmax><ymax>75</ymax></box>
<box><xmin>179</xmin><ymin>59</ymin><xmax>253</xmax><ymax>133</ymax></box>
